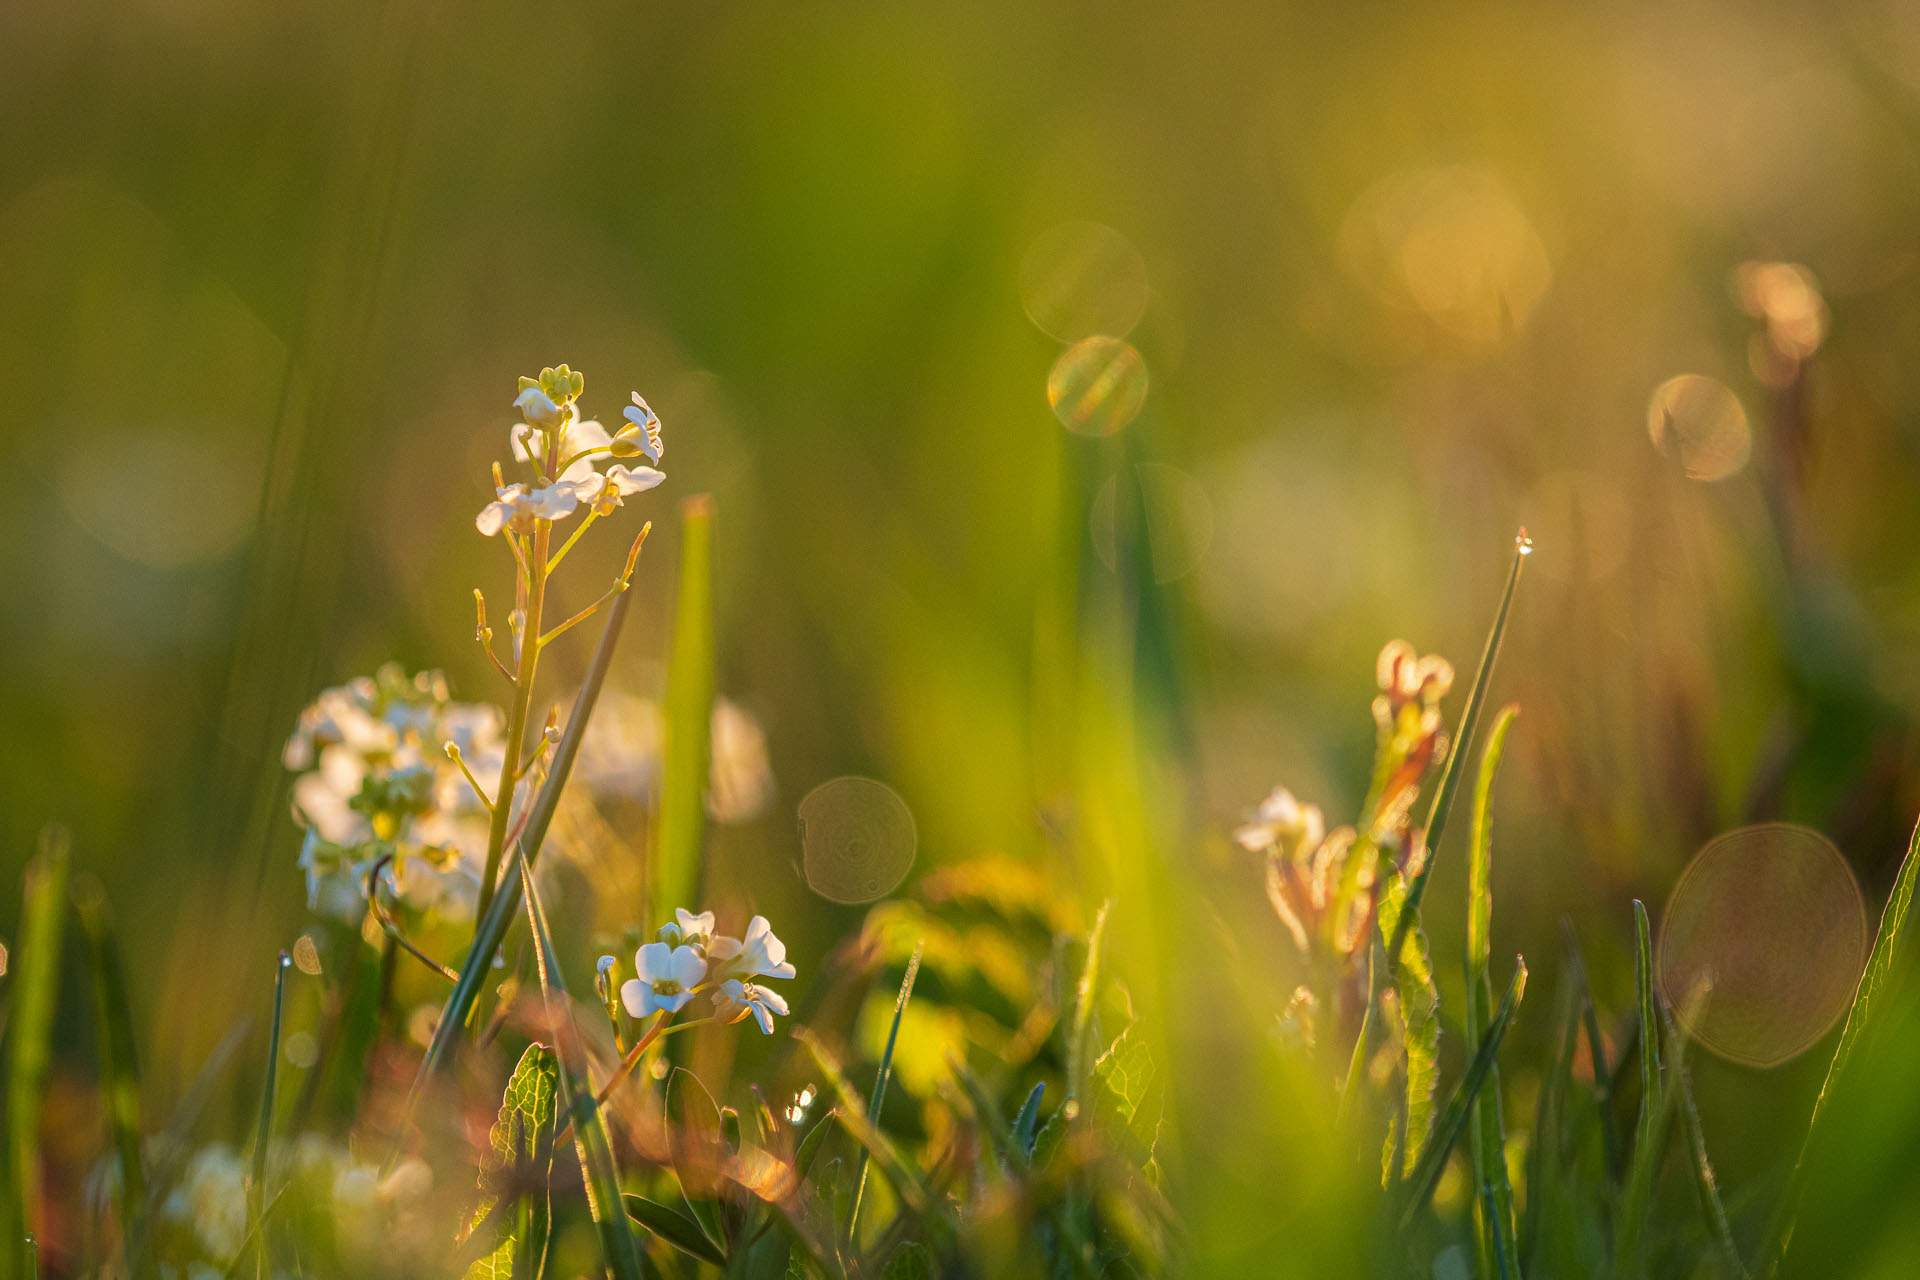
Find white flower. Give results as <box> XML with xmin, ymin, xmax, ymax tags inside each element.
<box><xmin>621</xmin><ymin>393</ymin><xmax>664</xmax><ymax>464</ymax></box>
<box><xmin>708</xmin><ymin>698</ymin><xmax>775</xmax><ymax>824</ymax></box>
<box><xmin>586</xmin><ymin>463</ymin><xmax>666</xmax><ymax>516</ymax></box>
<box><xmin>475</xmin><ymin>480</ymin><xmax>589</xmax><ymax>536</ymax></box>
<box><xmin>512</xmin><ymin>414</ymin><xmax>613</xmax><ymax>485</ymax></box>
<box><xmin>514</xmin><ymin>385</ymin><xmax>566</xmax><ymax>430</ymax></box>
<box><xmin>1233</xmin><ymin>786</ymin><xmax>1324</xmax><ymax>854</ymax></box>
<box><xmin>709</xmin><ymin>915</ymin><xmax>796</xmax><ymax>981</ymax></box>
<box><xmin>712</xmin><ymin>978</ymin><xmax>789</xmax><ymax>1034</ymax></box>
<box><xmin>658</xmin><ymin>907</ymin><xmax>716</xmax><ymax>950</ymax></box>
<box><xmin>622</xmin><ymin>942</ymin><xmax>708</xmax><ymax>1016</ymax></box>
<box><xmin>170</xmin><ymin>1143</ymin><xmax>248</xmax><ymax>1260</ymax></box>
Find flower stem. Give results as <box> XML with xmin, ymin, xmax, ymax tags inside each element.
<box><xmin>553</xmin><ymin>1010</ymin><xmax>687</xmax><ymax>1147</ymax></box>
<box><xmin>476</xmin><ymin>520</ymin><xmax>549</xmax><ymax>924</ymax></box>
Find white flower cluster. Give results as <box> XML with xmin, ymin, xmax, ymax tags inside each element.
<box><xmin>573</xmin><ymin>689</ymin><xmax>777</xmax><ymax>824</ymax></box>
<box><xmin>619</xmin><ymin>907</ymin><xmax>796</xmax><ymax>1034</ymax></box>
<box><xmin>477</xmin><ymin>367</ymin><xmax>665</xmax><ymax>536</ymax></box>
<box><xmin>283</xmin><ymin>663</ymin><xmax>514</xmax><ymax>924</ymax></box>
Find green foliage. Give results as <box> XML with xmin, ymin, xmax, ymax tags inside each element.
<box><xmin>466</xmin><ymin>1043</ymin><xmax>559</xmax><ymax>1280</ymax></box>
<box><xmin>6</xmin><ymin>826</ymin><xmax>69</xmax><ymax>1275</ymax></box>
<box><xmin>73</xmin><ymin>876</ymin><xmax>149</xmax><ymax>1273</ymax></box>
<box><xmin>1465</xmin><ymin>706</ymin><xmax>1520</xmax><ymax>1273</ymax></box>
<box><xmin>656</xmin><ymin>496</ymin><xmax>715</xmax><ymax>921</ymax></box>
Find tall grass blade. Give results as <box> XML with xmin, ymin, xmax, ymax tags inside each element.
<box><xmin>1768</xmin><ymin>810</ymin><xmax>1920</xmax><ymax>1270</ymax></box>
<box><xmin>249</xmin><ymin>951</ymin><xmax>290</xmax><ymax>1275</ymax></box>
<box><xmin>848</xmin><ymin>943</ymin><xmax>921</xmax><ymax>1245</ymax></box>
<box><xmin>7</xmin><ymin>825</ymin><xmax>70</xmax><ymax>1277</ymax></box>
<box><xmin>1387</xmin><ymin>531</ymin><xmax>1529</xmax><ymax>975</ymax></box>
<box><xmin>410</xmin><ymin>586</ymin><xmax>635</xmax><ymax>1099</ymax></box>
<box><xmin>1615</xmin><ymin>901</ymin><xmax>1671</xmax><ymax>1279</ymax></box>
<box><xmin>1465</xmin><ymin>705</ymin><xmax>1520</xmax><ymax>1274</ymax></box>
<box><xmin>517</xmin><ymin>857</ymin><xmax>644</xmax><ymax>1280</ymax></box>
<box><xmin>1559</xmin><ymin>921</ymin><xmax>1622</xmax><ymax>1184</ymax></box>
<box><xmin>1399</xmin><ymin>957</ymin><xmax>1528</xmax><ymax>1229</ymax></box>
<box><xmin>73</xmin><ymin>878</ymin><xmax>150</xmax><ymax>1275</ymax></box>
<box><xmin>1519</xmin><ymin>971</ymin><xmax>1582</xmax><ymax>1274</ymax></box>
<box><xmin>1658</xmin><ymin>994</ymin><xmax>1747</xmax><ymax>1279</ymax></box>
<box><xmin>655</xmin><ymin>494</ymin><xmax>715</xmax><ymax>922</ymax></box>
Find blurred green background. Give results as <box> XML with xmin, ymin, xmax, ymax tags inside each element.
<box><xmin>8</xmin><ymin>0</ymin><xmax>1920</xmax><ymax>1270</ymax></box>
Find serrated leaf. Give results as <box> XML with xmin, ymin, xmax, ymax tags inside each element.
<box><xmin>1092</xmin><ymin>1026</ymin><xmax>1164</xmax><ymax>1184</ymax></box>
<box><xmin>1378</xmin><ymin>872</ymin><xmax>1440</xmax><ymax>1180</ymax></box>
<box><xmin>625</xmin><ymin>1193</ymin><xmax>727</xmax><ymax>1265</ymax></box>
<box><xmin>466</xmin><ymin>1043</ymin><xmax>558</xmax><ymax>1280</ymax></box>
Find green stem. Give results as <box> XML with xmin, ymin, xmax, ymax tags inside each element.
<box><xmin>476</xmin><ymin>519</ymin><xmax>549</xmax><ymax>924</ymax></box>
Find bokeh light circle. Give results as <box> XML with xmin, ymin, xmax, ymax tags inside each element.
<box><xmin>1657</xmin><ymin>823</ymin><xmax>1867</xmax><ymax>1067</ymax></box>
<box><xmin>1047</xmin><ymin>336</ymin><xmax>1148</xmax><ymax>437</ymax></box>
<box><xmin>1019</xmin><ymin>220</ymin><xmax>1150</xmax><ymax>341</ymax></box>
<box><xmin>1646</xmin><ymin>374</ymin><xmax>1751</xmax><ymax>481</ymax></box>
<box><xmin>798</xmin><ymin>776</ymin><xmax>917</xmax><ymax>904</ymax></box>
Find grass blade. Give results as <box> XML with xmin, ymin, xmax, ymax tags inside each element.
<box><xmin>1399</xmin><ymin>957</ymin><xmax>1529</xmax><ymax>1229</ymax></box>
<box><xmin>792</xmin><ymin>1026</ymin><xmax>930</xmax><ymax>1220</ymax></box>
<box><xmin>517</xmin><ymin>857</ymin><xmax>644</xmax><ymax>1280</ymax></box>
<box><xmin>249</xmin><ymin>951</ymin><xmax>291</xmax><ymax>1274</ymax></box>
<box><xmin>409</xmin><ymin>584</ymin><xmax>635</xmax><ymax>1100</ymax></box>
<box><xmin>848</xmin><ymin>943</ymin><xmax>921</xmax><ymax>1244</ymax></box>
<box><xmin>655</xmin><ymin>494</ymin><xmax>714</xmax><ymax>921</ymax></box>
<box><xmin>7</xmin><ymin>825</ymin><xmax>70</xmax><ymax>1277</ymax></box>
<box><xmin>72</xmin><ymin>878</ymin><xmax>150</xmax><ymax>1274</ymax></box>
<box><xmin>1387</xmin><ymin>531</ymin><xmax>1530</xmax><ymax>975</ymax></box>
<box><xmin>1768</xmin><ymin>810</ymin><xmax>1920</xmax><ymax>1269</ymax></box>
<box><xmin>1658</xmin><ymin>994</ymin><xmax>1748</xmax><ymax>1279</ymax></box>
<box><xmin>1465</xmin><ymin>705</ymin><xmax>1521</xmax><ymax>1274</ymax></box>
<box><xmin>1519</xmin><ymin>969</ymin><xmax>1582</xmax><ymax>1274</ymax></box>
<box><xmin>624</xmin><ymin>1193</ymin><xmax>726</xmax><ymax>1265</ymax></box>
<box><xmin>1615</xmin><ymin>901</ymin><xmax>1671</xmax><ymax>1279</ymax></box>
<box><xmin>1013</xmin><ymin>1082</ymin><xmax>1046</xmax><ymax>1160</ymax></box>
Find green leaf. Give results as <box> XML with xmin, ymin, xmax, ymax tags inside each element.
<box><xmin>881</xmin><ymin>1241</ymin><xmax>933</xmax><ymax>1280</ymax></box>
<box><xmin>518</xmin><ymin>859</ymin><xmax>644</xmax><ymax>1280</ymax></box>
<box><xmin>625</xmin><ymin>1193</ymin><xmax>727</xmax><ymax>1265</ymax></box>
<box><xmin>1092</xmin><ymin>1025</ymin><xmax>1164</xmax><ymax>1183</ymax></box>
<box><xmin>7</xmin><ymin>826</ymin><xmax>70</xmax><ymax>1278</ymax></box>
<box><xmin>407</xmin><ymin>585</ymin><xmax>636</xmax><ymax>1101</ymax></box>
<box><xmin>850</xmin><ymin>944</ymin><xmax>921</xmax><ymax>1243</ymax></box>
<box><xmin>795</xmin><ymin>1110</ymin><xmax>836</xmax><ymax>1181</ymax></box>
<box><xmin>466</xmin><ymin>1043</ymin><xmax>559</xmax><ymax>1280</ymax></box>
<box><xmin>72</xmin><ymin>878</ymin><xmax>149</xmax><ymax>1273</ymax></box>
<box><xmin>666</xmin><ymin>1066</ymin><xmax>728</xmax><ymax>1255</ymax></box>
<box><xmin>655</xmin><ymin>495</ymin><xmax>714</xmax><ymax>921</ymax></box>
<box><xmin>1378</xmin><ymin>873</ymin><xmax>1440</xmax><ymax>1180</ymax></box>
<box><xmin>246</xmin><ymin>951</ymin><xmax>291</xmax><ymax>1275</ymax></box>
<box><xmin>1399</xmin><ymin>957</ymin><xmax>1528</xmax><ymax>1229</ymax></box>
<box><xmin>1465</xmin><ymin>706</ymin><xmax>1520</xmax><ymax>1273</ymax></box>
<box><xmin>1067</xmin><ymin>902</ymin><xmax>1111</xmax><ymax>1102</ymax></box>
<box><xmin>1518</xmin><ymin>970</ymin><xmax>1582</xmax><ymax>1275</ymax></box>
<box><xmin>1012</xmin><ymin>1082</ymin><xmax>1046</xmax><ymax>1159</ymax></box>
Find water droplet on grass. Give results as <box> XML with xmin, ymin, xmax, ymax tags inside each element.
<box><xmin>798</xmin><ymin>776</ymin><xmax>917</xmax><ymax>904</ymax></box>
<box><xmin>1658</xmin><ymin>823</ymin><xmax>1867</xmax><ymax>1067</ymax></box>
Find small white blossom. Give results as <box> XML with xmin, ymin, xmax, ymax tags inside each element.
<box><xmin>475</xmin><ymin>480</ymin><xmax>589</xmax><ymax>536</ymax></box>
<box><xmin>712</xmin><ymin>978</ymin><xmax>789</xmax><ymax>1034</ymax></box>
<box><xmin>658</xmin><ymin>907</ymin><xmax>716</xmax><ymax>950</ymax></box>
<box><xmin>512</xmin><ymin>415</ymin><xmax>613</xmax><ymax>485</ymax></box>
<box><xmin>621</xmin><ymin>392</ymin><xmax>664</xmax><ymax>464</ymax></box>
<box><xmin>622</xmin><ymin>942</ymin><xmax>708</xmax><ymax>1016</ymax></box>
<box><xmin>585</xmin><ymin>463</ymin><xmax>666</xmax><ymax>516</ymax></box>
<box><xmin>514</xmin><ymin>385</ymin><xmax>566</xmax><ymax>430</ymax></box>
<box><xmin>1233</xmin><ymin>785</ymin><xmax>1324</xmax><ymax>854</ymax></box>
<box><xmin>709</xmin><ymin>915</ymin><xmax>796</xmax><ymax>981</ymax></box>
